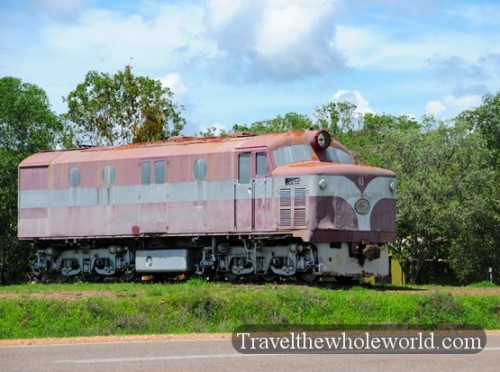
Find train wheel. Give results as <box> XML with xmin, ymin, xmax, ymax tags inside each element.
<box><xmin>333</xmin><ymin>276</ymin><xmax>358</xmax><ymax>286</ymax></box>
<box><xmin>121</xmin><ymin>271</ymin><xmax>135</xmax><ymax>282</ymax></box>
<box><xmin>262</xmin><ymin>271</ymin><xmax>276</xmax><ymax>282</ymax></box>
<box><xmin>60</xmin><ymin>274</ymin><xmax>76</xmax><ymax>283</ymax></box>
<box><xmin>224</xmin><ymin>272</ymin><xmax>240</xmax><ymax>282</ymax></box>
<box><xmin>86</xmin><ymin>273</ymin><xmax>102</xmax><ymax>283</ymax></box>
<box><xmin>300</xmin><ymin>272</ymin><xmax>317</xmax><ymax>283</ymax></box>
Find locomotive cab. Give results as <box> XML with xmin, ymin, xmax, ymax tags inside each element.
<box><xmin>269</xmin><ymin>130</ymin><xmax>396</xmax><ymax>279</ymax></box>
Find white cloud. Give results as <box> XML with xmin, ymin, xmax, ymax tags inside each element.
<box><xmin>207</xmin><ymin>0</ymin><xmax>344</xmax><ymax>80</ymax></box>
<box><xmin>332</xmin><ymin>90</ymin><xmax>374</xmax><ymax>115</ymax></box>
<box><xmin>160</xmin><ymin>72</ymin><xmax>188</xmax><ymax>96</ymax></box>
<box><xmin>253</xmin><ymin>0</ymin><xmax>338</xmax><ymax>75</ymax></box>
<box><xmin>425</xmin><ymin>100</ymin><xmax>446</xmax><ymax>116</ymax></box>
<box><xmin>336</xmin><ymin>25</ymin><xmax>498</xmax><ymax>71</ymax></box>
<box><xmin>43</xmin><ymin>4</ymin><xmax>218</xmax><ymax>70</ymax></box>
<box><xmin>26</xmin><ymin>0</ymin><xmax>345</xmax><ymax>85</ymax></box>
<box><xmin>425</xmin><ymin>94</ymin><xmax>482</xmax><ymax>118</ymax></box>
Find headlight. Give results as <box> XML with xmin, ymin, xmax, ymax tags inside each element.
<box><xmin>318</xmin><ymin>179</ymin><xmax>327</xmax><ymax>190</ymax></box>
<box><xmin>389</xmin><ymin>181</ymin><xmax>396</xmax><ymax>193</ymax></box>
<box><xmin>313</xmin><ymin>130</ymin><xmax>332</xmax><ymax>150</ymax></box>
<box><xmin>355</xmin><ymin>198</ymin><xmax>371</xmax><ymax>215</ymax></box>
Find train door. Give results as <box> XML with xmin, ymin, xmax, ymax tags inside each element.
<box><xmin>139</xmin><ymin>159</ymin><xmax>169</xmax><ymax>233</ymax></box>
<box><xmin>234</xmin><ymin>149</ymin><xmax>269</xmax><ymax>232</ymax></box>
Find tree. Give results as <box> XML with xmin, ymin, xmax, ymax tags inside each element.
<box><xmin>0</xmin><ymin>77</ymin><xmax>64</xmax><ymax>152</ymax></box>
<box><xmin>0</xmin><ymin>77</ymin><xmax>63</xmax><ymax>284</ymax></box>
<box><xmin>64</xmin><ymin>66</ymin><xmax>186</xmax><ymax>146</ymax></box>
<box><xmin>453</xmin><ymin>94</ymin><xmax>500</xmax><ymax>282</ymax></box>
<box><xmin>232</xmin><ymin>112</ymin><xmax>315</xmax><ymax>134</ymax></box>
<box><xmin>457</xmin><ymin>93</ymin><xmax>500</xmax><ymax>163</ymax></box>
<box><xmin>313</xmin><ymin>101</ymin><xmax>359</xmax><ymax>141</ymax></box>
<box><xmin>342</xmin><ymin>113</ymin><xmax>420</xmax><ymax>166</ymax></box>
<box><xmin>382</xmin><ymin>119</ymin><xmax>497</xmax><ymax>283</ymax></box>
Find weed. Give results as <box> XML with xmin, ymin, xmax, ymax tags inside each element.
<box><xmin>191</xmin><ymin>295</ymin><xmax>224</xmax><ymax>321</ymax></box>
<box><xmin>417</xmin><ymin>292</ymin><xmax>464</xmax><ymax>323</ymax></box>
<box><xmin>146</xmin><ymin>288</ymin><xmax>163</xmax><ymax>297</ymax></box>
<box><xmin>117</xmin><ymin>315</ymin><xmax>147</xmax><ymax>330</ymax></box>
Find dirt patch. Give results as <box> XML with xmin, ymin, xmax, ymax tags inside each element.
<box><xmin>1</xmin><ymin>331</ymin><xmax>499</xmax><ymax>347</ymax></box>
<box><xmin>0</xmin><ymin>333</ymin><xmax>232</xmax><ymax>347</ymax></box>
<box><xmin>382</xmin><ymin>287</ymin><xmax>500</xmax><ymax>296</ymax></box>
<box><xmin>1</xmin><ymin>286</ymin><xmax>498</xmax><ymax>299</ymax></box>
<box><xmin>0</xmin><ymin>290</ymin><xmax>122</xmax><ymax>300</ymax></box>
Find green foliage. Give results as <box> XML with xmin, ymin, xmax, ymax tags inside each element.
<box><xmin>0</xmin><ymin>151</ymin><xmax>31</xmax><ymax>284</ymax></box>
<box><xmin>314</xmin><ymin>101</ymin><xmax>359</xmax><ymax>140</ymax></box>
<box><xmin>64</xmin><ymin>66</ymin><xmax>186</xmax><ymax>146</ymax></box>
<box><xmin>453</xmin><ymin>94</ymin><xmax>500</xmax><ymax>282</ymax></box>
<box><xmin>198</xmin><ymin>127</ymin><xmax>228</xmax><ymax>137</ymax></box>
<box><xmin>457</xmin><ymin>92</ymin><xmax>500</xmax><ymax>162</ymax></box>
<box><xmin>377</xmin><ymin>119</ymin><xmax>497</xmax><ymax>283</ymax></box>
<box><xmin>341</xmin><ymin>113</ymin><xmax>420</xmax><ymax>166</ymax></box>
<box><xmin>232</xmin><ymin>112</ymin><xmax>315</xmax><ymax>134</ymax></box>
<box><xmin>0</xmin><ymin>77</ymin><xmax>63</xmax><ymax>153</ymax></box>
<box><xmin>467</xmin><ymin>281</ymin><xmax>497</xmax><ymax>288</ymax></box>
<box><xmin>0</xmin><ymin>77</ymin><xmax>63</xmax><ymax>284</ymax></box>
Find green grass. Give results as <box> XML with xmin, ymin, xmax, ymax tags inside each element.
<box><xmin>0</xmin><ymin>280</ymin><xmax>498</xmax><ymax>339</ymax></box>
<box><xmin>467</xmin><ymin>281</ymin><xmax>498</xmax><ymax>288</ymax></box>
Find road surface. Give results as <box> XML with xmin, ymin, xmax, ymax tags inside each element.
<box><xmin>1</xmin><ymin>333</ymin><xmax>499</xmax><ymax>371</ymax></box>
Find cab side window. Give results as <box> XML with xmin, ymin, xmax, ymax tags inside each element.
<box><xmin>256</xmin><ymin>152</ymin><xmax>267</xmax><ymax>177</ymax></box>
<box><xmin>141</xmin><ymin>161</ymin><xmax>151</xmax><ymax>185</ymax></box>
<box><xmin>238</xmin><ymin>153</ymin><xmax>251</xmax><ymax>184</ymax></box>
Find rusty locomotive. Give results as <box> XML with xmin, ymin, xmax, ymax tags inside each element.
<box><xmin>18</xmin><ymin>130</ymin><xmax>396</xmax><ymax>282</ymax></box>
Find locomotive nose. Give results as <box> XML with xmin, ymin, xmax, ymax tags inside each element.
<box><xmin>273</xmin><ymin>161</ymin><xmax>396</xmax><ymax>179</ymax></box>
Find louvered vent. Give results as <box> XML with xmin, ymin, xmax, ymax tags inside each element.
<box><xmin>279</xmin><ymin>188</ymin><xmax>291</xmax><ymax>226</ymax></box>
<box><xmin>279</xmin><ymin>187</ymin><xmax>307</xmax><ymax>228</ymax></box>
<box><xmin>280</xmin><ymin>188</ymin><xmax>291</xmax><ymax>207</ymax></box>
<box><xmin>280</xmin><ymin>209</ymin><xmax>291</xmax><ymax>226</ymax></box>
<box><xmin>294</xmin><ymin>188</ymin><xmax>306</xmax><ymax>207</ymax></box>
<box><xmin>294</xmin><ymin>209</ymin><xmax>306</xmax><ymax>226</ymax></box>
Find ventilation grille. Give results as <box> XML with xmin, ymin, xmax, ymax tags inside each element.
<box><xmin>294</xmin><ymin>188</ymin><xmax>306</xmax><ymax>207</ymax></box>
<box><xmin>279</xmin><ymin>187</ymin><xmax>307</xmax><ymax>228</ymax></box>
<box><xmin>280</xmin><ymin>209</ymin><xmax>292</xmax><ymax>227</ymax></box>
<box><xmin>280</xmin><ymin>188</ymin><xmax>291</xmax><ymax>207</ymax></box>
<box><xmin>294</xmin><ymin>209</ymin><xmax>306</xmax><ymax>227</ymax></box>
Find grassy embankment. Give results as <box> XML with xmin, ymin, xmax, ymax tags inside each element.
<box><xmin>0</xmin><ymin>280</ymin><xmax>498</xmax><ymax>339</ymax></box>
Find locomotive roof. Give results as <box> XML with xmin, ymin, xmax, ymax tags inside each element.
<box><xmin>19</xmin><ymin>130</ymin><xmax>341</xmax><ymax>167</ymax></box>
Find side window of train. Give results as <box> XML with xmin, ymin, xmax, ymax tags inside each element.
<box><xmin>155</xmin><ymin>160</ymin><xmax>166</xmax><ymax>184</ymax></box>
<box><xmin>193</xmin><ymin>158</ymin><xmax>208</xmax><ymax>181</ymax></box>
<box><xmin>102</xmin><ymin>164</ymin><xmax>116</xmax><ymax>187</ymax></box>
<box><xmin>68</xmin><ymin>166</ymin><xmax>81</xmax><ymax>187</ymax></box>
<box><xmin>256</xmin><ymin>152</ymin><xmax>267</xmax><ymax>177</ymax></box>
<box><xmin>141</xmin><ymin>161</ymin><xmax>151</xmax><ymax>185</ymax></box>
<box><xmin>238</xmin><ymin>153</ymin><xmax>251</xmax><ymax>184</ymax></box>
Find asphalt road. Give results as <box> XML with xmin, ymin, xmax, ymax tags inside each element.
<box><xmin>1</xmin><ymin>334</ymin><xmax>499</xmax><ymax>372</ymax></box>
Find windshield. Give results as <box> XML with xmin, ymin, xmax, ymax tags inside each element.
<box><xmin>273</xmin><ymin>144</ymin><xmax>353</xmax><ymax>166</ymax></box>
<box><xmin>324</xmin><ymin>147</ymin><xmax>353</xmax><ymax>164</ymax></box>
<box><xmin>273</xmin><ymin>144</ymin><xmax>312</xmax><ymax>166</ymax></box>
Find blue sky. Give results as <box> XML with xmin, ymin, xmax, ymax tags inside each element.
<box><xmin>1</xmin><ymin>0</ymin><xmax>499</xmax><ymax>135</ymax></box>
